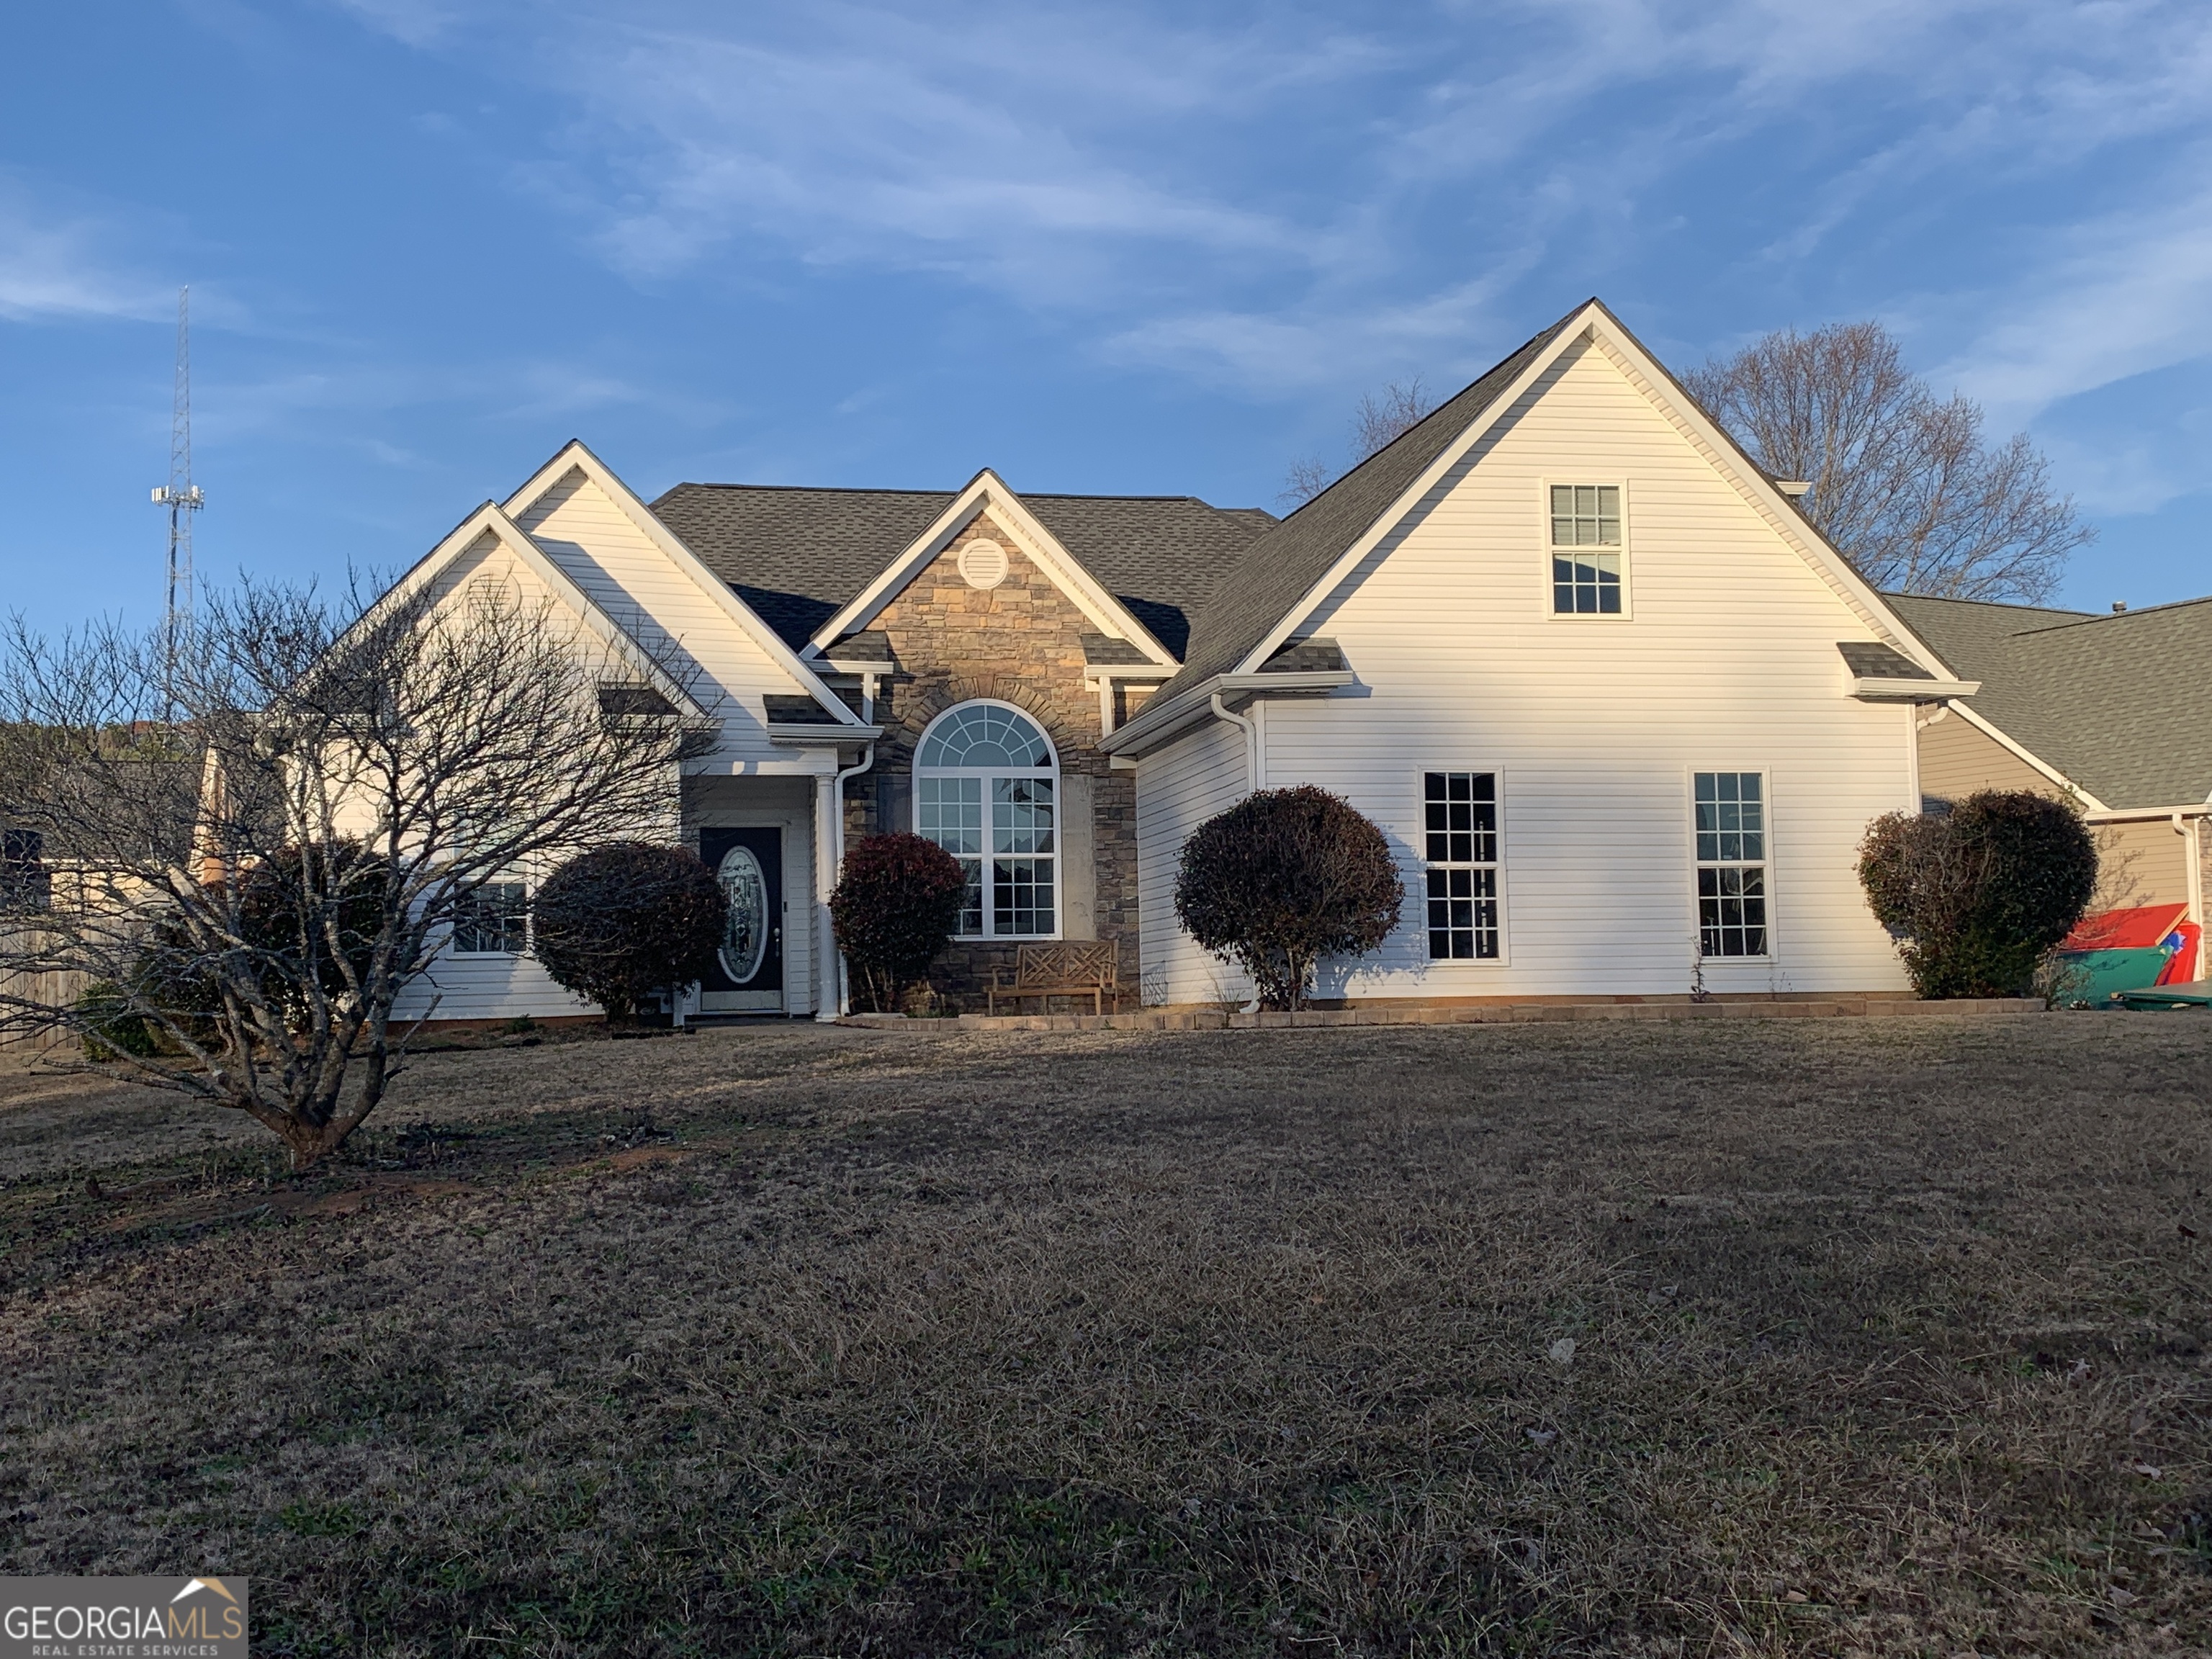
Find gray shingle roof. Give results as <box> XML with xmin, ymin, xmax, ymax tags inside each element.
<box><xmin>647</xmin><ymin>482</ymin><xmax>1275</xmax><ymax>658</ymax></box>
<box><xmin>1259</xmin><ymin>637</ymin><xmax>1348</xmax><ymax>673</ymax></box>
<box><xmin>1887</xmin><ymin>593</ymin><xmax>2212</xmax><ymax>808</ymax></box>
<box><xmin>1080</xmin><ymin>634</ymin><xmax>1155</xmax><ymax>667</ymax></box>
<box><xmin>1837</xmin><ymin>642</ymin><xmax>1933</xmax><ymax>680</ymax></box>
<box><xmin>1144</xmin><ymin>304</ymin><xmax>1588</xmax><ymax>709</ymax></box>
<box><xmin>763</xmin><ymin>693</ymin><xmax>845</xmax><ymax>726</ymax></box>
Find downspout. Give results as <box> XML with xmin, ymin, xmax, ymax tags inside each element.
<box><xmin>2177</xmin><ymin>812</ymin><xmax>2206</xmax><ymax>979</ymax></box>
<box><xmin>830</xmin><ymin>741</ymin><xmax>876</xmax><ymax>1016</ymax></box>
<box><xmin>1212</xmin><ymin>692</ymin><xmax>1260</xmax><ymax>793</ymax></box>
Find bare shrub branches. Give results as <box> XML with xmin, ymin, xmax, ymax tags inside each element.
<box><xmin>1686</xmin><ymin>322</ymin><xmax>2092</xmax><ymax>601</ymax></box>
<box><xmin>0</xmin><ymin>577</ymin><xmax>703</xmax><ymax>1166</ymax></box>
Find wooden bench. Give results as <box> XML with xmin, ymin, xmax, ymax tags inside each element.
<box><xmin>986</xmin><ymin>942</ymin><xmax>1120</xmax><ymax>1016</ymax></box>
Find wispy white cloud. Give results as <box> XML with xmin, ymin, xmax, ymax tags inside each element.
<box><xmin>0</xmin><ymin>183</ymin><xmax>172</xmax><ymax>324</ymax></box>
<box><xmin>1934</xmin><ymin>154</ymin><xmax>2212</xmax><ymax>426</ymax></box>
<box><xmin>327</xmin><ymin>0</ymin><xmax>2212</xmax><ymax>415</ymax></box>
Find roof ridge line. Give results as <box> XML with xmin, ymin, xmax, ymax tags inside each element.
<box><xmin>2011</xmin><ymin>593</ymin><xmax>2212</xmax><ymax>634</ymax></box>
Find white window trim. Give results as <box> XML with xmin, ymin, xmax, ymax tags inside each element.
<box><xmin>1540</xmin><ymin>477</ymin><xmax>1634</xmax><ymax>621</ymax></box>
<box><xmin>912</xmin><ymin>698</ymin><xmax>1064</xmax><ymax>942</ymax></box>
<box><xmin>1688</xmin><ymin>767</ymin><xmax>1775</xmax><ymax>963</ymax></box>
<box><xmin>1415</xmin><ymin>766</ymin><xmax>1510</xmax><ymax>967</ymax></box>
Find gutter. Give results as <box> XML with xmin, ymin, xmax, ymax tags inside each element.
<box><xmin>1102</xmin><ymin>670</ymin><xmax>1354</xmax><ymax>759</ymax></box>
<box><xmin>767</xmin><ymin>722</ymin><xmax>884</xmax><ymax>745</ymax></box>
<box><xmin>1856</xmin><ymin>675</ymin><xmax>1978</xmax><ymax>701</ymax></box>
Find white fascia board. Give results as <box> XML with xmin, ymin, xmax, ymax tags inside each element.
<box><xmin>501</xmin><ymin>440</ymin><xmax>867</xmax><ymax>730</ymax></box>
<box><xmin>1239</xmin><ymin>303</ymin><xmax>1954</xmax><ymax>684</ymax></box>
<box><xmin>1580</xmin><ymin>327</ymin><xmax>1953</xmax><ymax>677</ymax></box>
<box><xmin>2082</xmin><ymin>804</ymin><xmax>2212</xmax><ymax>822</ymax></box>
<box><xmin>801</xmin><ymin>469</ymin><xmax>1179</xmax><ymax>667</ymax></box>
<box><xmin>1079</xmin><ymin>663</ymin><xmax>1177</xmax><ymax>682</ymax></box>
<box><xmin>336</xmin><ymin>500</ymin><xmax>712</xmax><ymax>721</ymax></box>
<box><xmin>1852</xmin><ymin>676</ymin><xmax>1979</xmax><ymax>701</ymax></box>
<box><xmin>1235</xmin><ymin>316</ymin><xmax>1594</xmax><ymax>678</ymax></box>
<box><xmin>1948</xmin><ymin>700</ymin><xmax>2108</xmax><ymax>811</ymax></box>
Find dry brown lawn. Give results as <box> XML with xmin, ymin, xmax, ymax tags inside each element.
<box><xmin>1</xmin><ymin>1013</ymin><xmax>2209</xmax><ymax>1656</ymax></box>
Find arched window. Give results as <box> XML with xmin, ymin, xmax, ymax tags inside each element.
<box><xmin>913</xmin><ymin>701</ymin><xmax>1058</xmax><ymax>938</ymax></box>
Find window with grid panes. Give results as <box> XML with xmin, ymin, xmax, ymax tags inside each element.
<box><xmin>1424</xmin><ymin>771</ymin><xmax>1499</xmax><ymax>959</ymax></box>
<box><xmin>1550</xmin><ymin>484</ymin><xmax>1623</xmax><ymax>613</ymax></box>
<box><xmin>914</xmin><ymin>701</ymin><xmax>1058</xmax><ymax>938</ymax></box>
<box><xmin>451</xmin><ymin>880</ymin><xmax>530</xmax><ymax>955</ymax></box>
<box><xmin>1694</xmin><ymin>772</ymin><xmax>1767</xmax><ymax>957</ymax></box>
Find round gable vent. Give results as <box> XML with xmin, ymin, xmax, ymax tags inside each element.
<box><xmin>957</xmin><ymin>538</ymin><xmax>1010</xmax><ymax>590</ymax></box>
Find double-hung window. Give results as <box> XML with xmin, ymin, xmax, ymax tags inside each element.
<box><xmin>914</xmin><ymin>701</ymin><xmax>1058</xmax><ymax>939</ymax></box>
<box><xmin>1694</xmin><ymin>773</ymin><xmax>1768</xmax><ymax>958</ymax></box>
<box><xmin>1550</xmin><ymin>484</ymin><xmax>1624</xmax><ymax>613</ymax></box>
<box><xmin>452</xmin><ymin>881</ymin><xmax>530</xmax><ymax>955</ymax></box>
<box><xmin>1424</xmin><ymin>771</ymin><xmax>1500</xmax><ymax>959</ymax></box>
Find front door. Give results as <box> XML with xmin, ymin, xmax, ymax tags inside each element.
<box><xmin>698</xmin><ymin>826</ymin><xmax>785</xmax><ymax>1012</ymax></box>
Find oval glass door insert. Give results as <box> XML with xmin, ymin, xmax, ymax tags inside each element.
<box><xmin>718</xmin><ymin>845</ymin><xmax>770</xmax><ymax>984</ymax></box>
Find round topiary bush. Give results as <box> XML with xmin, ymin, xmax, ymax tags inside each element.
<box><xmin>532</xmin><ymin>843</ymin><xmax>726</xmax><ymax>1023</ymax></box>
<box><xmin>1859</xmin><ymin>789</ymin><xmax>2097</xmax><ymax>998</ymax></box>
<box><xmin>830</xmin><ymin>832</ymin><xmax>969</xmax><ymax>1013</ymax></box>
<box><xmin>1174</xmin><ymin>785</ymin><xmax>1404</xmax><ymax>1010</ymax></box>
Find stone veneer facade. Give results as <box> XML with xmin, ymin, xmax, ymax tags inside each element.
<box><xmin>839</xmin><ymin>510</ymin><xmax>1147</xmax><ymax>1008</ymax></box>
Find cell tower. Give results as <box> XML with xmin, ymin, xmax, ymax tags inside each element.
<box><xmin>151</xmin><ymin>286</ymin><xmax>202</xmax><ymax>670</ymax></box>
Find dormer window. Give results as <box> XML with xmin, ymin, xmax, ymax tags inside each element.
<box><xmin>1550</xmin><ymin>484</ymin><xmax>1624</xmax><ymax>614</ymax></box>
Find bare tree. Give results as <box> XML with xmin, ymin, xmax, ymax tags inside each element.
<box><xmin>1280</xmin><ymin>377</ymin><xmax>1439</xmax><ymax>508</ymax></box>
<box><xmin>0</xmin><ymin>577</ymin><xmax>702</xmax><ymax>1169</ymax></box>
<box><xmin>1686</xmin><ymin>322</ymin><xmax>2092</xmax><ymax>601</ymax></box>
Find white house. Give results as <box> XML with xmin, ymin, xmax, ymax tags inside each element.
<box><xmin>1107</xmin><ymin>300</ymin><xmax>1975</xmax><ymax>1004</ymax></box>
<box><xmin>374</xmin><ymin>298</ymin><xmax>2008</xmax><ymax>1020</ymax></box>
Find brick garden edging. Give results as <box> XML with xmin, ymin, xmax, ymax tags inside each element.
<box><xmin>844</xmin><ymin>997</ymin><xmax>2048</xmax><ymax>1033</ymax></box>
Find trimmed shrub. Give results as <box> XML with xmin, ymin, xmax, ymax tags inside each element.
<box><xmin>830</xmin><ymin>832</ymin><xmax>969</xmax><ymax>1013</ymax></box>
<box><xmin>1859</xmin><ymin>790</ymin><xmax>2097</xmax><ymax>998</ymax></box>
<box><xmin>534</xmin><ymin>843</ymin><xmax>727</xmax><ymax>1023</ymax></box>
<box><xmin>1174</xmin><ymin>786</ymin><xmax>1404</xmax><ymax>1010</ymax></box>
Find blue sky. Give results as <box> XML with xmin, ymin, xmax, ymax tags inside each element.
<box><xmin>4</xmin><ymin>0</ymin><xmax>2209</xmax><ymax>631</ymax></box>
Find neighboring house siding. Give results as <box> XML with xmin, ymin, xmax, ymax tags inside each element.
<box><xmin>516</xmin><ymin>468</ymin><xmax>817</xmax><ymax>763</ymax></box>
<box><xmin>1917</xmin><ymin>710</ymin><xmax>2056</xmax><ymax>805</ymax></box>
<box><xmin>1136</xmin><ymin>719</ymin><xmax>1251</xmax><ymax>1006</ymax></box>
<box><xmin>1244</xmin><ymin>336</ymin><xmax>1917</xmax><ymax>998</ymax></box>
<box><xmin>1915</xmin><ymin>709</ymin><xmax>2197</xmax><ymax>913</ymax></box>
<box><xmin>2090</xmin><ymin>817</ymin><xmax>2196</xmax><ymax>913</ymax></box>
<box><xmin>845</xmin><ymin>510</ymin><xmax>1141</xmax><ymax>1003</ymax></box>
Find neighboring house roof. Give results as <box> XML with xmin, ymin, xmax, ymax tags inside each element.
<box><xmin>1887</xmin><ymin>593</ymin><xmax>2212</xmax><ymax>809</ymax></box>
<box><xmin>647</xmin><ymin>482</ymin><xmax>1275</xmax><ymax>658</ymax></box>
<box><xmin>1146</xmin><ymin>307</ymin><xmax>1583</xmax><ymax>706</ymax></box>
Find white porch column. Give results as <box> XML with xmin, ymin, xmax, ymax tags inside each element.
<box><xmin>813</xmin><ymin>770</ymin><xmax>840</xmax><ymax>1021</ymax></box>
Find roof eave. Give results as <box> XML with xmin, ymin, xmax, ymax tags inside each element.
<box><xmin>1101</xmin><ymin>670</ymin><xmax>1354</xmax><ymax>758</ymax></box>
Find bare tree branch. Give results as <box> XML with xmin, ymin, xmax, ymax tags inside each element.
<box><xmin>0</xmin><ymin>577</ymin><xmax>703</xmax><ymax>1169</ymax></box>
<box><xmin>1279</xmin><ymin>377</ymin><xmax>1439</xmax><ymax>508</ymax></box>
<box><xmin>1685</xmin><ymin>322</ymin><xmax>2092</xmax><ymax>602</ymax></box>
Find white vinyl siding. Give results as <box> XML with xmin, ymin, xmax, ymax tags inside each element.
<box><xmin>1221</xmin><ymin>333</ymin><xmax>1913</xmax><ymax>998</ymax></box>
<box><xmin>511</xmin><ymin>467</ymin><xmax>830</xmax><ymax>768</ymax></box>
<box><xmin>1136</xmin><ymin>719</ymin><xmax>1251</xmax><ymax>1005</ymax></box>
